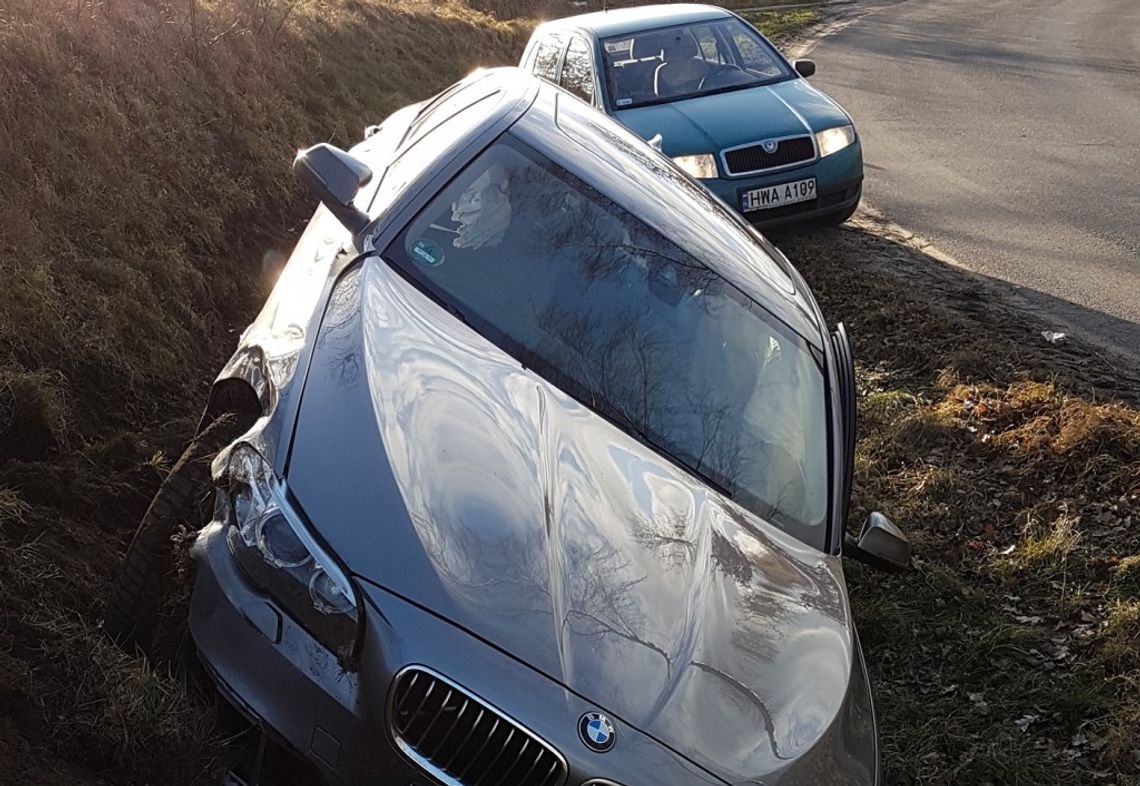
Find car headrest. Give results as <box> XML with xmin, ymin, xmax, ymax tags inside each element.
<box><xmin>631</xmin><ymin>31</ymin><xmax>670</xmax><ymax>59</ymax></box>
<box><xmin>662</xmin><ymin>32</ymin><xmax>699</xmax><ymax>60</ymax></box>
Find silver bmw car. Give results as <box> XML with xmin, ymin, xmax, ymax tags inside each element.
<box><xmin>106</xmin><ymin>67</ymin><xmax>908</xmax><ymax>786</ymax></box>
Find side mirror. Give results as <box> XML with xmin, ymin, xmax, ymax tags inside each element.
<box><xmin>844</xmin><ymin>512</ymin><xmax>910</xmax><ymax>572</ymax></box>
<box><xmin>793</xmin><ymin>59</ymin><xmax>816</xmax><ymax>78</ymax></box>
<box><xmin>293</xmin><ymin>143</ymin><xmax>373</xmax><ymax>233</ymax></box>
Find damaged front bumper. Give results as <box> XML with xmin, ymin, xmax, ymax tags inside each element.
<box><xmin>189</xmin><ymin>522</ymin><xmax>416</xmax><ymax>785</ymax></box>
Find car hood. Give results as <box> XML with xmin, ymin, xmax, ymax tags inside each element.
<box><xmin>288</xmin><ymin>259</ymin><xmax>861</xmax><ymax>781</ymax></box>
<box><xmin>614</xmin><ymin>78</ymin><xmax>850</xmax><ymax>157</ymax></box>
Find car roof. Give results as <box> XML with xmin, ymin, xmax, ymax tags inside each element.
<box><xmin>536</xmin><ymin>3</ymin><xmax>733</xmax><ymax>40</ymax></box>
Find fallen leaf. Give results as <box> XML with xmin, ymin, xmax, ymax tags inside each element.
<box><xmin>1015</xmin><ymin>714</ymin><xmax>1039</xmax><ymax>732</ymax></box>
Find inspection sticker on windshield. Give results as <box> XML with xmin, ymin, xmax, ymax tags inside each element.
<box><xmin>740</xmin><ymin>177</ymin><xmax>816</xmax><ymax>212</ymax></box>
<box><xmin>411</xmin><ymin>238</ymin><xmax>445</xmax><ymax>267</ymax></box>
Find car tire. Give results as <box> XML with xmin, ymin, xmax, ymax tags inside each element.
<box><xmin>819</xmin><ymin>199</ymin><xmax>860</xmax><ymax>227</ymax></box>
<box><xmin>104</xmin><ymin>415</ymin><xmax>241</xmax><ymax>655</ymax></box>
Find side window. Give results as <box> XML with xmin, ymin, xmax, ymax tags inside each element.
<box><xmin>731</xmin><ymin>30</ymin><xmax>781</xmax><ymax>76</ymax></box>
<box><xmin>533</xmin><ymin>34</ymin><xmax>566</xmax><ymax>82</ymax></box>
<box><xmin>559</xmin><ymin>37</ymin><xmax>596</xmax><ymax>103</ymax></box>
<box><xmin>692</xmin><ymin>25</ymin><xmax>723</xmax><ymax>63</ymax></box>
<box><xmin>355</xmin><ymin>105</ymin><xmax>421</xmax><ymax>213</ymax></box>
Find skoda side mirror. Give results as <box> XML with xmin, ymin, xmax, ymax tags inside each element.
<box><xmin>844</xmin><ymin>512</ymin><xmax>910</xmax><ymax>572</ymax></box>
<box><xmin>293</xmin><ymin>143</ymin><xmax>373</xmax><ymax>233</ymax></box>
<box><xmin>793</xmin><ymin>59</ymin><xmax>816</xmax><ymax>78</ymax></box>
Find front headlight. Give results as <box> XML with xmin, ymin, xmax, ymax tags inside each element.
<box><xmin>223</xmin><ymin>444</ymin><xmax>358</xmax><ymax>658</ymax></box>
<box><xmin>815</xmin><ymin>124</ymin><xmax>856</xmax><ymax>157</ymax></box>
<box><xmin>672</xmin><ymin>153</ymin><xmax>719</xmax><ymax>179</ymax></box>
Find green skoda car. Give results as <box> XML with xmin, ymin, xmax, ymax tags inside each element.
<box><xmin>520</xmin><ymin>3</ymin><xmax>863</xmax><ymax>226</ymax></box>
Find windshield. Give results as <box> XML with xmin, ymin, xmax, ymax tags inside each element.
<box><xmin>384</xmin><ymin>136</ymin><xmax>829</xmax><ymax>546</ymax></box>
<box><xmin>601</xmin><ymin>17</ymin><xmax>793</xmax><ymax>109</ymax></box>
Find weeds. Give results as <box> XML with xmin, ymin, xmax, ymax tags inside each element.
<box><xmin>1013</xmin><ymin>513</ymin><xmax>1081</xmax><ymax>570</ymax></box>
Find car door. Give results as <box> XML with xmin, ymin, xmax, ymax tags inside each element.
<box><xmin>557</xmin><ymin>35</ymin><xmax>599</xmax><ymax>106</ymax></box>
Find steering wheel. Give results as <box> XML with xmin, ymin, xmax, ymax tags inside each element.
<box><xmin>698</xmin><ymin>64</ymin><xmax>746</xmax><ymax>90</ymax></box>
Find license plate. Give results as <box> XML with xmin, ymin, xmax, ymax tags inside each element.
<box><xmin>740</xmin><ymin>177</ymin><xmax>817</xmax><ymax>212</ymax></box>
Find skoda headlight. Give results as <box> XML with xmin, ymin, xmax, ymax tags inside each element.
<box><xmin>222</xmin><ymin>444</ymin><xmax>358</xmax><ymax>658</ymax></box>
<box><xmin>672</xmin><ymin>153</ymin><xmax>719</xmax><ymax>179</ymax></box>
<box><xmin>815</xmin><ymin>124</ymin><xmax>856</xmax><ymax>157</ymax></box>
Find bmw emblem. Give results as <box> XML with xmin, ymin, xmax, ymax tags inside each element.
<box><xmin>762</xmin><ymin>139</ymin><xmax>779</xmax><ymax>154</ymax></box>
<box><xmin>578</xmin><ymin>712</ymin><xmax>616</xmax><ymax>752</ymax></box>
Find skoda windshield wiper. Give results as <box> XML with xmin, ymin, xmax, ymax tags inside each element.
<box><xmin>620</xmin><ymin>75</ymin><xmax>788</xmax><ymax>111</ymax></box>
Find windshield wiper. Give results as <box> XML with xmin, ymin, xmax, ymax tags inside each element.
<box><xmin>699</xmin><ymin>78</ymin><xmax>782</xmax><ymax>100</ymax></box>
<box><xmin>617</xmin><ymin>76</ymin><xmax>789</xmax><ymax>110</ymax></box>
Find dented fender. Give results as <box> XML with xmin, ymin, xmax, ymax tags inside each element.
<box><xmin>197</xmin><ymin>202</ymin><xmax>352</xmax><ymax>459</ymax></box>
<box><xmin>197</xmin><ymin>101</ymin><xmax>426</xmax><ymax>447</ymax></box>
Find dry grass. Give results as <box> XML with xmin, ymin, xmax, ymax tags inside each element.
<box><xmin>738</xmin><ymin>7</ymin><xmax>820</xmax><ymax>40</ymax></box>
<box><xmin>0</xmin><ymin>0</ymin><xmax>530</xmax><ymax>442</ymax></box>
<box><xmin>771</xmin><ymin>221</ymin><xmax>1140</xmax><ymax>785</ymax></box>
<box><xmin>0</xmin><ymin>503</ymin><xmax>220</xmax><ymax>783</ymax></box>
<box><xmin>469</xmin><ymin>0</ymin><xmax>802</xmax><ymax>22</ymax></box>
<box><xmin>842</xmin><ymin>375</ymin><xmax>1140</xmax><ymax>785</ymax></box>
<box><xmin>0</xmin><ymin>369</ymin><xmax>70</xmax><ymax>461</ymax></box>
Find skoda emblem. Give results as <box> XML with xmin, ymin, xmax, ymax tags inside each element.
<box><xmin>762</xmin><ymin>139</ymin><xmax>779</xmax><ymax>154</ymax></box>
<box><xmin>578</xmin><ymin>712</ymin><xmax>616</xmax><ymax>752</ymax></box>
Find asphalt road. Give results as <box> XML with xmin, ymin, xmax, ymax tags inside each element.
<box><xmin>806</xmin><ymin>0</ymin><xmax>1140</xmax><ymax>362</ymax></box>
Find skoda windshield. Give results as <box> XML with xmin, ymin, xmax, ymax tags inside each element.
<box><xmin>385</xmin><ymin>136</ymin><xmax>829</xmax><ymax>548</ymax></box>
<box><xmin>601</xmin><ymin>17</ymin><xmax>794</xmax><ymax>109</ymax></box>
